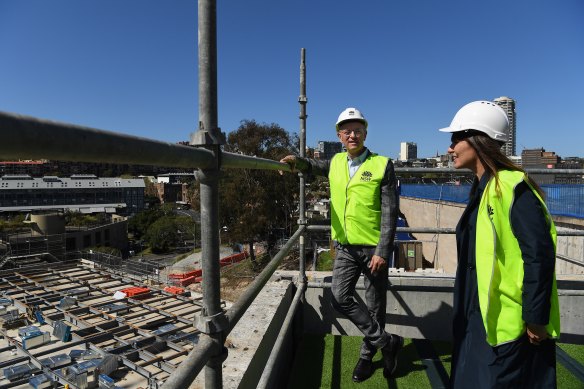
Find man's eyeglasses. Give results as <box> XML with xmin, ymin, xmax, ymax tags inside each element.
<box><xmin>339</xmin><ymin>129</ymin><xmax>365</xmax><ymax>138</ymax></box>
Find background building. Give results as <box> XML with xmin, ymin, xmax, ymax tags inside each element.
<box><xmin>399</xmin><ymin>142</ymin><xmax>417</xmax><ymax>161</ymax></box>
<box><xmin>493</xmin><ymin>96</ymin><xmax>516</xmax><ymax>157</ymax></box>
<box><xmin>0</xmin><ymin>175</ymin><xmax>145</xmax><ymax>215</ymax></box>
<box><xmin>521</xmin><ymin>148</ymin><xmax>561</xmax><ymax>184</ymax></box>
<box><xmin>0</xmin><ymin>157</ymin><xmax>191</xmax><ymax>178</ymax></box>
<box><xmin>314</xmin><ymin>141</ymin><xmax>342</xmax><ymax>160</ymax></box>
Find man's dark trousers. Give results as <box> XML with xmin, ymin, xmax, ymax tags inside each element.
<box><xmin>331</xmin><ymin>243</ymin><xmax>389</xmax><ymax>360</ymax></box>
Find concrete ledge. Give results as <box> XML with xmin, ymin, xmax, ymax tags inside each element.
<box><xmin>189</xmin><ymin>278</ymin><xmax>295</xmax><ymax>389</ymax></box>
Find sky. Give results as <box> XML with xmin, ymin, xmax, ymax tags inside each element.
<box><xmin>1</xmin><ymin>1</ymin><xmax>583</xmax><ymax>160</ymax></box>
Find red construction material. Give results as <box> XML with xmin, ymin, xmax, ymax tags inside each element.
<box><xmin>120</xmin><ymin>287</ymin><xmax>150</xmax><ymax>298</ymax></box>
<box><xmin>164</xmin><ymin>286</ymin><xmax>185</xmax><ymax>294</ymax></box>
<box><xmin>170</xmin><ymin>251</ymin><xmax>249</xmax><ymax>286</ymax></box>
<box><xmin>169</xmin><ymin>269</ymin><xmax>202</xmax><ymax>280</ymax></box>
<box><xmin>219</xmin><ymin>251</ymin><xmax>249</xmax><ymax>267</ymax></box>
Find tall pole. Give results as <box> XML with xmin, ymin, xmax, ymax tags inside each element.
<box><xmin>298</xmin><ymin>49</ymin><xmax>307</xmax><ymax>285</ymax></box>
<box><xmin>191</xmin><ymin>0</ymin><xmax>227</xmax><ymax>387</ymax></box>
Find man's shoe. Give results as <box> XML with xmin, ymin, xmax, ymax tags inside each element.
<box><xmin>352</xmin><ymin>358</ymin><xmax>373</xmax><ymax>383</ymax></box>
<box><xmin>381</xmin><ymin>334</ymin><xmax>404</xmax><ymax>378</ymax></box>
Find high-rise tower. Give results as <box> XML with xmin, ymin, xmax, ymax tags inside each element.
<box><xmin>493</xmin><ymin>96</ymin><xmax>516</xmax><ymax>156</ymax></box>
<box><xmin>399</xmin><ymin>142</ymin><xmax>417</xmax><ymax>161</ymax></box>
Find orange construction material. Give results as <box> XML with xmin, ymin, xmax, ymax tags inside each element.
<box><xmin>164</xmin><ymin>286</ymin><xmax>185</xmax><ymax>294</ymax></box>
<box><xmin>219</xmin><ymin>251</ymin><xmax>249</xmax><ymax>267</ymax></box>
<box><xmin>120</xmin><ymin>287</ymin><xmax>150</xmax><ymax>298</ymax></box>
<box><xmin>169</xmin><ymin>269</ymin><xmax>202</xmax><ymax>280</ymax></box>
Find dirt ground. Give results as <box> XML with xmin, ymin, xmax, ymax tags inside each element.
<box><xmin>188</xmin><ymin>248</ymin><xmax>302</xmax><ymax>303</ymax></box>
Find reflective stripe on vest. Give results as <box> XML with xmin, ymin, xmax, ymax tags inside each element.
<box><xmin>476</xmin><ymin>170</ymin><xmax>560</xmax><ymax>346</ymax></box>
<box><xmin>329</xmin><ymin>152</ymin><xmax>389</xmax><ymax>245</ymax></box>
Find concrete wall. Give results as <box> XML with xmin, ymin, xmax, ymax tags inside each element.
<box><xmin>66</xmin><ymin>220</ymin><xmax>128</xmax><ymax>251</ymax></box>
<box><xmin>399</xmin><ymin>197</ymin><xmax>464</xmax><ymax>274</ymax></box>
<box><xmin>556</xmin><ymin>229</ymin><xmax>584</xmax><ymax>275</ymax></box>
<box><xmin>304</xmin><ymin>273</ymin><xmax>455</xmax><ymax>341</ymax></box>
<box><xmin>301</xmin><ymin>272</ymin><xmax>584</xmax><ymax>344</ymax></box>
<box><xmin>399</xmin><ymin>197</ymin><xmax>584</xmax><ymax>275</ymax></box>
<box><xmin>30</xmin><ymin>213</ymin><xmax>66</xmax><ymax>236</ymax></box>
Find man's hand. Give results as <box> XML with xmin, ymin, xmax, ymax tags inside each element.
<box><xmin>526</xmin><ymin>323</ymin><xmax>549</xmax><ymax>345</ymax></box>
<box><xmin>368</xmin><ymin>255</ymin><xmax>386</xmax><ymax>275</ymax></box>
<box><xmin>279</xmin><ymin>155</ymin><xmax>297</xmax><ymax>175</ymax></box>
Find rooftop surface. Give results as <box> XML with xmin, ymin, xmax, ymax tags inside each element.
<box><xmin>289</xmin><ymin>334</ymin><xmax>584</xmax><ymax>388</ymax></box>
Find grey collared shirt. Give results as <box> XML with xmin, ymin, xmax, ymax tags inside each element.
<box><xmin>348</xmin><ymin>150</ymin><xmax>368</xmax><ymax>178</ymax></box>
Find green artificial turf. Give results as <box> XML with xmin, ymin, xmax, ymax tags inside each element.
<box><xmin>287</xmin><ymin>335</ymin><xmax>584</xmax><ymax>389</ymax></box>
<box><xmin>556</xmin><ymin>362</ymin><xmax>583</xmax><ymax>389</ymax></box>
<box><xmin>559</xmin><ymin>342</ymin><xmax>584</xmax><ymax>366</ymax></box>
<box><xmin>288</xmin><ymin>334</ymin><xmax>430</xmax><ymax>389</ymax></box>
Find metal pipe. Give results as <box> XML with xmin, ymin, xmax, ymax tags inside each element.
<box><xmin>197</xmin><ymin>0</ymin><xmax>224</xmax><ymax>387</ymax></box>
<box><xmin>159</xmin><ymin>336</ymin><xmax>215</xmax><ymax>389</ymax></box>
<box><xmin>256</xmin><ymin>283</ymin><xmax>304</xmax><ymax>389</ymax></box>
<box><xmin>198</xmin><ymin>0</ymin><xmax>218</xmax><ymax>137</ymax></box>
<box><xmin>306</xmin><ymin>281</ymin><xmax>455</xmax><ymax>292</ymax></box>
<box><xmin>556</xmin><ymin>254</ymin><xmax>584</xmax><ymax>267</ymax></box>
<box><xmin>394</xmin><ymin>167</ymin><xmax>584</xmax><ymax>175</ymax></box>
<box><xmin>222</xmin><ymin>152</ymin><xmax>292</xmax><ymax>172</ymax></box>
<box><xmin>225</xmin><ymin>225</ymin><xmax>305</xmax><ymax>332</ymax></box>
<box><xmin>298</xmin><ymin>48</ymin><xmax>308</xmax><ymax>286</ymax></box>
<box><xmin>0</xmin><ymin>111</ymin><xmax>215</xmax><ymax>169</ymax></box>
<box><xmin>306</xmin><ymin>224</ymin><xmax>584</xmax><ymax>236</ymax></box>
<box><xmin>162</xmin><ymin>226</ymin><xmax>305</xmax><ymax>388</ymax></box>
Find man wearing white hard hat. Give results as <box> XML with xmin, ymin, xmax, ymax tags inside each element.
<box><xmin>280</xmin><ymin>107</ymin><xmax>403</xmax><ymax>382</ymax></box>
<box><xmin>440</xmin><ymin>101</ymin><xmax>560</xmax><ymax>388</ymax></box>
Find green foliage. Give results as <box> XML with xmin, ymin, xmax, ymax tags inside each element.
<box><xmin>315</xmin><ymin>250</ymin><xmax>334</xmax><ymax>271</ymax></box>
<box><xmin>128</xmin><ymin>208</ymin><xmax>164</xmax><ymax>239</ymax></box>
<box><xmin>0</xmin><ymin>215</ymin><xmax>26</xmax><ymax>232</ymax></box>
<box><xmin>64</xmin><ymin>211</ymin><xmax>106</xmax><ymax>227</ymax></box>
<box><xmin>144</xmin><ymin>216</ymin><xmax>179</xmax><ymax>253</ymax></box>
<box><xmin>128</xmin><ymin>203</ymin><xmax>200</xmax><ymax>253</ymax></box>
<box><xmin>220</xmin><ymin>120</ymin><xmax>299</xmax><ymax>253</ymax></box>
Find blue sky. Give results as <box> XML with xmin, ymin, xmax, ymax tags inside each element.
<box><xmin>1</xmin><ymin>1</ymin><xmax>583</xmax><ymax>160</ymax></box>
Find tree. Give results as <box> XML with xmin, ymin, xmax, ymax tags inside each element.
<box><xmin>128</xmin><ymin>207</ymin><xmax>164</xmax><ymax>239</ymax></box>
<box><xmin>220</xmin><ymin>120</ymin><xmax>298</xmax><ymax>263</ymax></box>
<box><xmin>144</xmin><ymin>216</ymin><xmax>179</xmax><ymax>253</ymax></box>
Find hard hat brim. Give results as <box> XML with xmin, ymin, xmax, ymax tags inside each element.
<box><xmin>438</xmin><ymin>127</ymin><xmax>459</xmax><ymax>133</ymax></box>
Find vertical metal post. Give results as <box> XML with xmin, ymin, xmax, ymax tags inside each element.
<box><xmin>192</xmin><ymin>0</ymin><xmax>227</xmax><ymax>387</ymax></box>
<box><xmin>298</xmin><ymin>49</ymin><xmax>308</xmax><ymax>285</ymax></box>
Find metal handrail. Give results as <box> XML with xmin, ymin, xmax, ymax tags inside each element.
<box><xmin>0</xmin><ymin>111</ymin><xmax>292</xmax><ymax>173</ymax></box>
<box><xmin>4</xmin><ymin>111</ymin><xmax>582</xmax><ymax>177</ymax></box>
<box><xmin>160</xmin><ymin>225</ymin><xmax>305</xmax><ymax>389</ymax></box>
<box><xmin>307</xmin><ymin>225</ymin><xmax>584</xmax><ymax>236</ymax></box>
<box><xmin>394</xmin><ymin>167</ymin><xmax>584</xmax><ymax>175</ymax></box>
<box><xmin>257</xmin><ymin>282</ymin><xmax>304</xmax><ymax>389</ymax></box>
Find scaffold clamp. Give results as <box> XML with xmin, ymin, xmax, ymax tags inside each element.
<box><xmin>196</xmin><ymin>310</ymin><xmax>228</xmax><ymax>334</ymax></box>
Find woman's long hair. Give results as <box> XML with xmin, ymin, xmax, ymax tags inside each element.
<box><xmin>465</xmin><ymin>132</ymin><xmax>545</xmax><ymax>198</ymax></box>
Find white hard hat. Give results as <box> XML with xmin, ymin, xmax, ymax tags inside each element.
<box><xmin>439</xmin><ymin>101</ymin><xmax>509</xmax><ymax>142</ymax></box>
<box><xmin>336</xmin><ymin>107</ymin><xmax>368</xmax><ymax>132</ymax></box>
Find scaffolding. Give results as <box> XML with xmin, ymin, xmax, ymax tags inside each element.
<box><xmin>0</xmin><ymin>1</ymin><xmax>583</xmax><ymax>387</ymax></box>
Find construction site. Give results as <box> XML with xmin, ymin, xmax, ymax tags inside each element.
<box><xmin>1</xmin><ymin>1</ymin><xmax>584</xmax><ymax>388</ymax></box>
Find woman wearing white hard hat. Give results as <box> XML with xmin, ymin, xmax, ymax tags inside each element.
<box><xmin>441</xmin><ymin>101</ymin><xmax>560</xmax><ymax>388</ymax></box>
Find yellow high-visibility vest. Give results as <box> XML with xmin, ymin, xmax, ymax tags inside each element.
<box><xmin>476</xmin><ymin>170</ymin><xmax>560</xmax><ymax>346</ymax></box>
<box><xmin>329</xmin><ymin>152</ymin><xmax>389</xmax><ymax>246</ymax></box>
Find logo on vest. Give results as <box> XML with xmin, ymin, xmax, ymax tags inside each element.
<box><xmin>487</xmin><ymin>205</ymin><xmax>494</xmax><ymax>216</ymax></box>
<box><xmin>360</xmin><ymin>171</ymin><xmax>373</xmax><ymax>182</ymax></box>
